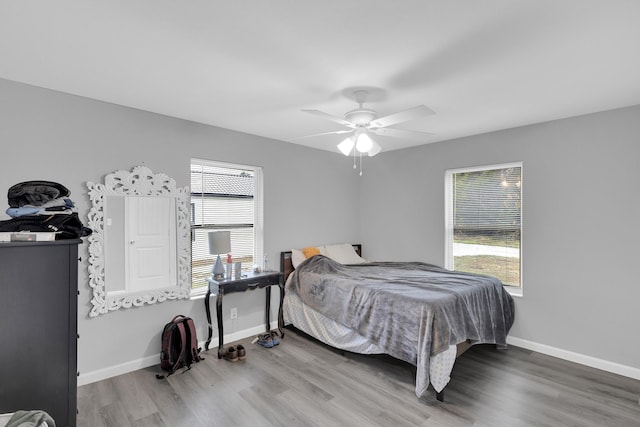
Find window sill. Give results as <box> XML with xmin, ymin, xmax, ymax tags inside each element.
<box><xmin>506</xmin><ymin>287</ymin><xmax>523</xmax><ymax>298</ymax></box>
<box><xmin>190</xmin><ymin>287</ymin><xmax>208</xmax><ymax>300</ymax></box>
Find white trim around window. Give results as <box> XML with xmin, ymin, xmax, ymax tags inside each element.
<box><xmin>445</xmin><ymin>161</ymin><xmax>523</xmax><ymax>297</ymax></box>
<box><xmin>189</xmin><ymin>158</ymin><xmax>264</xmax><ymax>297</ymax></box>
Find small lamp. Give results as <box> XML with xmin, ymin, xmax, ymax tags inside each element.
<box><xmin>208</xmin><ymin>231</ymin><xmax>231</xmax><ymax>280</ymax></box>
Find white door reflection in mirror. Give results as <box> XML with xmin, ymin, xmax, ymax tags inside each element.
<box><xmin>125</xmin><ymin>196</ymin><xmax>177</xmax><ymax>293</ymax></box>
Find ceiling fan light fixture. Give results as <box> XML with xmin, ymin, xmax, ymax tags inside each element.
<box><xmin>337</xmin><ymin>136</ymin><xmax>355</xmax><ymax>156</ymax></box>
<box><xmin>298</xmin><ymin>89</ymin><xmax>435</xmax><ymax>174</ymax></box>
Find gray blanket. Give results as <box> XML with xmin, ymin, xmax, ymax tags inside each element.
<box><xmin>288</xmin><ymin>255</ymin><xmax>515</xmax><ymax>397</ymax></box>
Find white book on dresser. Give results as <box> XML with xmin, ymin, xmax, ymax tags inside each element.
<box><xmin>0</xmin><ymin>231</ymin><xmax>57</xmax><ymax>242</ymax></box>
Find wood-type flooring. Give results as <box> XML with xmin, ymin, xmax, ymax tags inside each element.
<box><xmin>77</xmin><ymin>328</ymin><xmax>640</xmax><ymax>426</ymax></box>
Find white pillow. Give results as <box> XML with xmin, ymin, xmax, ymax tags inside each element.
<box><xmin>324</xmin><ymin>243</ymin><xmax>367</xmax><ymax>264</ymax></box>
<box><xmin>291</xmin><ymin>248</ymin><xmax>306</xmax><ymax>269</ymax></box>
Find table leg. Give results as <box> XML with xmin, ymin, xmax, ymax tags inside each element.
<box><xmin>278</xmin><ymin>283</ymin><xmax>285</xmax><ymax>338</ymax></box>
<box><xmin>265</xmin><ymin>286</ymin><xmax>271</xmax><ymax>332</ymax></box>
<box><xmin>204</xmin><ymin>288</ymin><xmax>212</xmax><ymax>351</ymax></box>
<box><xmin>216</xmin><ymin>292</ymin><xmax>224</xmax><ymax>359</ymax></box>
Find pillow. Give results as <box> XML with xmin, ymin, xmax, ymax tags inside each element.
<box><xmin>291</xmin><ymin>246</ymin><xmax>327</xmax><ymax>269</ymax></box>
<box><xmin>324</xmin><ymin>243</ymin><xmax>367</xmax><ymax>264</ymax></box>
<box><xmin>291</xmin><ymin>248</ymin><xmax>306</xmax><ymax>269</ymax></box>
<box><xmin>302</xmin><ymin>246</ymin><xmax>321</xmax><ymax>258</ymax></box>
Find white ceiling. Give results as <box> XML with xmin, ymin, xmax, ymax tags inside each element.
<box><xmin>2</xmin><ymin>1</ymin><xmax>639</xmax><ymax>154</ymax></box>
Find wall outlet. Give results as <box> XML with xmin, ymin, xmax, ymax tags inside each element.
<box><xmin>230</xmin><ymin>307</ymin><xmax>238</xmax><ymax>319</ymax></box>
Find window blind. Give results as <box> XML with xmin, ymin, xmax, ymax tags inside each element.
<box><xmin>446</xmin><ymin>163</ymin><xmax>522</xmax><ymax>289</ymax></box>
<box><xmin>453</xmin><ymin>167</ymin><xmax>521</xmax><ymax>232</ymax></box>
<box><xmin>190</xmin><ymin>160</ymin><xmax>263</xmax><ymax>289</ymax></box>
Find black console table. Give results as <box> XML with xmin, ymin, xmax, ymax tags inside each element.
<box><xmin>204</xmin><ymin>271</ymin><xmax>284</xmax><ymax>358</ymax></box>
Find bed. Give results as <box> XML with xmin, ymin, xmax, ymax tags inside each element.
<box><xmin>280</xmin><ymin>244</ymin><xmax>515</xmax><ymax>401</ymax></box>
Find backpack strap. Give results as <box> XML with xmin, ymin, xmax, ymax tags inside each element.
<box><xmin>184</xmin><ymin>317</ymin><xmax>203</xmax><ymax>364</ymax></box>
<box><xmin>182</xmin><ymin>318</ymin><xmax>194</xmax><ymax>368</ymax></box>
<box><xmin>174</xmin><ymin>320</ymin><xmax>188</xmax><ymax>371</ymax></box>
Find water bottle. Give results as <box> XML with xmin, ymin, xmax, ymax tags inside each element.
<box><xmin>263</xmin><ymin>253</ymin><xmax>269</xmax><ymax>272</ymax></box>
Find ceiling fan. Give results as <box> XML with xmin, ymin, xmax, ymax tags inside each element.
<box><xmin>293</xmin><ymin>89</ymin><xmax>435</xmax><ymax>158</ymax></box>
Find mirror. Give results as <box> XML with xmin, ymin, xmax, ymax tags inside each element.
<box><xmin>86</xmin><ymin>166</ymin><xmax>190</xmax><ymax>317</ymax></box>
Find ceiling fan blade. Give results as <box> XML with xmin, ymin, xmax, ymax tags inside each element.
<box><xmin>370</xmin><ymin>127</ymin><xmax>435</xmax><ymax>140</ymax></box>
<box><xmin>288</xmin><ymin>129</ymin><xmax>352</xmax><ymax>141</ymax></box>
<box><xmin>369</xmin><ymin>105</ymin><xmax>435</xmax><ymax>128</ymax></box>
<box><xmin>302</xmin><ymin>109</ymin><xmax>355</xmax><ymax>128</ymax></box>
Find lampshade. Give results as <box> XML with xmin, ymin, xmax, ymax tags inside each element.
<box><xmin>337</xmin><ymin>136</ymin><xmax>355</xmax><ymax>156</ymax></box>
<box><xmin>355</xmin><ymin>132</ymin><xmax>374</xmax><ymax>153</ymax></box>
<box><xmin>208</xmin><ymin>231</ymin><xmax>231</xmax><ymax>255</ymax></box>
<box><xmin>367</xmin><ymin>139</ymin><xmax>382</xmax><ymax>157</ymax></box>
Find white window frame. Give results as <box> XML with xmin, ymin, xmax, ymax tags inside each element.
<box><xmin>445</xmin><ymin>161</ymin><xmax>523</xmax><ymax>297</ymax></box>
<box><xmin>190</xmin><ymin>158</ymin><xmax>264</xmax><ymax>297</ymax></box>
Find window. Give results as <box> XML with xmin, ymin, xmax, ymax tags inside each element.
<box><xmin>445</xmin><ymin>162</ymin><xmax>522</xmax><ymax>294</ymax></box>
<box><xmin>190</xmin><ymin>159</ymin><xmax>263</xmax><ymax>293</ymax></box>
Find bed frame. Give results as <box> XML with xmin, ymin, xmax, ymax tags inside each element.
<box><xmin>279</xmin><ymin>244</ymin><xmax>471</xmax><ymax>402</ymax></box>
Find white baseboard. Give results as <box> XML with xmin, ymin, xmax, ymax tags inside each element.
<box><xmin>79</xmin><ymin>328</ymin><xmax>640</xmax><ymax>386</ymax></box>
<box><xmin>78</xmin><ymin>354</ymin><xmax>160</xmax><ymax>387</ymax></box>
<box><xmin>78</xmin><ymin>322</ymin><xmax>278</xmax><ymax>386</ymax></box>
<box><xmin>507</xmin><ymin>336</ymin><xmax>640</xmax><ymax>380</ymax></box>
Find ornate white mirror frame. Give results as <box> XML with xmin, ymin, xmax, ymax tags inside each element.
<box><xmin>86</xmin><ymin>166</ymin><xmax>191</xmax><ymax>317</ymax></box>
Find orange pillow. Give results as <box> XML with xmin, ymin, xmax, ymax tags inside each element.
<box><xmin>302</xmin><ymin>246</ymin><xmax>321</xmax><ymax>258</ymax></box>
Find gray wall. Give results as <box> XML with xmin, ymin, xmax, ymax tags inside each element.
<box><xmin>0</xmin><ymin>78</ymin><xmax>361</xmax><ymax>378</ymax></box>
<box><xmin>360</xmin><ymin>105</ymin><xmax>640</xmax><ymax>370</ymax></box>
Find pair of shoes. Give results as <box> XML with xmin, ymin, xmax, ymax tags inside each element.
<box><xmin>223</xmin><ymin>346</ymin><xmax>238</xmax><ymax>362</ymax></box>
<box><xmin>237</xmin><ymin>344</ymin><xmax>247</xmax><ymax>361</ymax></box>
<box><xmin>256</xmin><ymin>331</ymin><xmax>281</xmax><ymax>348</ymax></box>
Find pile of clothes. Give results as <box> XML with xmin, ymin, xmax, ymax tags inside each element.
<box><xmin>0</xmin><ymin>180</ymin><xmax>92</xmax><ymax>239</ymax></box>
<box><xmin>7</xmin><ymin>181</ymin><xmax>76</xmax><ymax>217</ymax></box>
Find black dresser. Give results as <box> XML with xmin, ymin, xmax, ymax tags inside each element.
<box><xmin>0</xmin><ymin>239</ymin><xmax>80</xmax><ymax>427</ymax></box>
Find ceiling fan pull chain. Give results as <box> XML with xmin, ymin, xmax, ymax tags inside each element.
<box><xmin>353</xmin><ymin>147</ymin><xmax>357</xmax><ymax>169</ymax></box>
<box><xmin>359</xmin><ymin>152</ymin><xmax>363</xmax><ymax>176</ymax></box>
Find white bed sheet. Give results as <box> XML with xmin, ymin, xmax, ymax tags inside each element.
<box><xmin>284</xmin><ymin>290</ymin><xmax>457</xmax><ymax>393</ymax></box>
<box><xmin>0</xmin><ymin>413</ymin><xmax>51</xmax><ymax>427</ymax></box>
<box><xmin>0</xmin><ymin>414</ymin><xmax>12</xmax><ymax>427</ymax></box>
